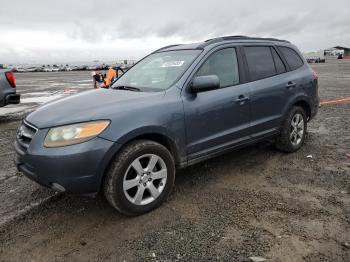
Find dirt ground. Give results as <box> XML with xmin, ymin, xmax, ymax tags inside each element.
<box><xmin>0</xmin><ymin>61</ymin><xmax>349</xmax><ymax>262</ymax></box>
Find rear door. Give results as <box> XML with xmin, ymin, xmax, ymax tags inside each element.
<box><xmin>242</xmin><ymin>45</ymin><xmax>292</xmax><ymax>138</ymax></box>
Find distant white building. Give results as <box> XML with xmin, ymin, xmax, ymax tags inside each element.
<box><xmin>324</xmin><ymin>46</ymin><xmax>349</xmax><ymax>59</ymax></box>
<box><xmin>303</xmin><ymin>50</ymin><xmax>325</xmax><ymax>59</ymax></box>
<box><xmin>324</xmin><ymin>48</ymin><xmax>343</xmax><ymax>57</ymax></box>
<box><xmin>304</xmin><ymin>46</ymin><xmax>350</xmax><ymax>60</ymax></box>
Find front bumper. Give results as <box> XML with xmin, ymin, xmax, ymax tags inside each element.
<box><xmin>15</xmin><ymin>125</ymin><xmax>120</xmax><ymax>194</ymax></box>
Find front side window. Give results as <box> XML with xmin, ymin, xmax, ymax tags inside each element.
<box><xmin>278</xmin><ymin>46</ymin><xmax>304</xmax><ymax>70</ymax></box>
<box><xmin>196</xmin><ymin>48</ymin><xmax>240</xmax><ymax>88</ymax></box>
<box><xmin>112</xmin><ymin>50</ymin><xmax>201</xmax><ymax>91</ymax></box>
<box><xmin>244</xmin><ymin>46</ymin><xmax>276</xmax><ymax>81</ymax></box>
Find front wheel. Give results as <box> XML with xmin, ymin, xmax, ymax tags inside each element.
<box><xmin>276</xmin><ymin>106</ymin><xmax>307</xmax><ymax>153</ymax></box>
<box><xmin>103</xmin><ymin>140</ymin><xmax>175</xmax><ymax>216</ymax></box>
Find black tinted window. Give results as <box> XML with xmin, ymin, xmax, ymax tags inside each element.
<box><xmin>244</xmin><ymin>46</ymin><xmax>276</xmax><ymax>81</ymax></box>
<box><xmin>271</xmin><ymin>48</ymin><xmax>286</xmax><ymax>74</ymax></box>
<box><xmin>196</xmin><ymin>48</ymin><xmax>240</xmax><ymax>88</ymax></box>
<box><xmin>278</xmin><ymin>46</ymin><xmax>304</xmax><ymax>70</ymax></box>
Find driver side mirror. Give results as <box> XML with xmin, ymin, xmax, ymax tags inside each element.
<box><xmin>190</xmin><ymin>75</ymin><xmax>220</xmax><ymax>93</ymax></box>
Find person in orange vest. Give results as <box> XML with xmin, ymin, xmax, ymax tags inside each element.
<box><xmin>101</xmin><ymin>67</ymin><xmax>117</xmax><ymax>88</ymax></box>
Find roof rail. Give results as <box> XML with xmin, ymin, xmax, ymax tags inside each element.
<box><xmin>152</xmin><ymin>44</ymin><xmax>181</xmax><ymax>53</ymax></box>
<box><xmin>199</xmin><ymin>35</ymin><xmax>290</xmax><ymax>48</ymax></box>
<box><xmin>204</xmin><ymin>35</ymin><xmax>248</xmax><ymax>42</ymax></box>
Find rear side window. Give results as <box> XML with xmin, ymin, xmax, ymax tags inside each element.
<box><xmin>278</xmin><ymin>46</ymin><xmax>304</xmax><ymax>70</ymax></box>
<box><xmin>196</xmin><ymin>48</ymin><xmax>240</xmax><ymax>88</ymax></box>
<box><xmin>271</xmin><ymin>48</ymin><xmax>286</xmax><ymax>74</ymax></box>
<box><xmin>244</xmin><ymin>46</ymin><xmax>276</xmax><ymax>81</ymax></box>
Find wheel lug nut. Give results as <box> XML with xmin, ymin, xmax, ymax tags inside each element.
<box><xmin>143</xmin><ymin>183</ymin><xmax>147</xmax><ymax>187</ymax></box>
<box><xmin>148</xmin><ymin>178</ymin><xmax>152</xmax><ymax>181</ymax></box>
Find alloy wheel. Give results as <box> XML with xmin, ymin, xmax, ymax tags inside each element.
<box><xmin>290</xmin><ymin>113</ymin><xmax>304</xmax><ymax>146</ymax></box>
<box><xmin>123</xmin><ymin>154</ymin><xmax>167</xmax><ymax>205</ymax></box>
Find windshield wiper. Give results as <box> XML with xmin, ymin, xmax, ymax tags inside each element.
<box><xmin>112</xmin><ymin>86</ymin><xmax>141</xmax><ymax>92</ymax></box>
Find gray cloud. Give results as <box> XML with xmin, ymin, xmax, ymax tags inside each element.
<box><xmin>0</xmin><ymin>0</ymin><xmax>349</xmax><ymax>63</ymax></box>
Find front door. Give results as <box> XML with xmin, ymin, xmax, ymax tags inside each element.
<box><xmin>183</xmin><ymin>47</ymin><xmax>251</xmax><ymax>160</ymax></box>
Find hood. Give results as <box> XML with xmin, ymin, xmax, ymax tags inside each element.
<box><xmin>26</xmin><ymin>88</ymin><xmax>164</xmax><ymax>128</ymax></box>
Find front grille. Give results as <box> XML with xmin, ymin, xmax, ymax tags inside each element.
<box><xmin>16</xmin><ymin>121</ymin><xmax>37</xmax><ymax>152</ymax></box>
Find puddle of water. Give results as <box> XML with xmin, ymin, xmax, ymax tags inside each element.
<box><xmin>63</xmin><ymin>89</ymin><xmax>78</xmax><ymax>94</ymax></box>
<box><xmin>0</xmin><ymin>91</ymin><xmax>81</xmax><ymax>116</ymax></box>
<box><xmin>0</xmin><ymin>105</ymin><xmax>33</xmax><ymax>116</ymax></box>
<box><xmin>72</xmin><ymin>79</ymin><xmax>92</xmax><ymax>83</ymax></box>
<box><xmin>15</xmin><ymin>83</ymin><xmax>41</xmax><ymax>87</ymax></box>
<box><xmin>21</xmin><ymin>94</ymin><xmax>64</xmax><ymax>104</ymax></box>
<box><xmin>49</xmin><ymin>83</ymin><xmax>66</xmax><ymax>87</ymax></box>
<box><xmin>21</xmin><ymin>92</ymin><xmax>53</xmax><ymax>97</ymax></box>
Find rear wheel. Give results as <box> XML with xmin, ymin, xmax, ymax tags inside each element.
<box><xmin>103</xmin><ymin>140</ymin><xmax>175</xmax><ymax>216</ymax></box>
<box><xmin>276</xmin><ymin>106</ymin><xmax>307</xmax><ymax>153</ymax></box>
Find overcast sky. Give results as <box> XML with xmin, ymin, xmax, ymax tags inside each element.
<box><xmin>0</xmin><ymin>0</ymin><xmax>349</xmax><ymax>64</ymax></box>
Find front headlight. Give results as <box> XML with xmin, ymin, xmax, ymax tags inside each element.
<box><xmin>44</xmin><ymin>120</ymin><xmax>110</xmax><ymax>147</ymax></box>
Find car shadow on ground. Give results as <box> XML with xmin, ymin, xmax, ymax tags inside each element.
<box><xmin>7</xmin><ymin>140</ymin><xmax>277</xmax><ymax>226</ymax></box>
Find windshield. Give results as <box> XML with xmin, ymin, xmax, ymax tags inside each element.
<box><xmin>112</xmin><ymin>50</ymin><xmax>201</xmax><ymax>91</ymax></box>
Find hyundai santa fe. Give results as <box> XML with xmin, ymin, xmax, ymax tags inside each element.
<box><xmin>15</xmin><ymin>36</ymin><xmax>319</xmax><ymax>215</ymax></box>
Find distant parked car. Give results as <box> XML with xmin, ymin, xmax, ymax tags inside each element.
<box><xmin>13</xmin><ymin>67</ymin><xmax>25</xmax><ymax>73</ymax></box>
<box><xmin>0</xmin><ymin>69</ymin><xmax>20</xmax><ymax>107</ymax></box>
<box><xmin>41</xmin><ymin>67</ymin><xmax>51</xmax><ymax>72</ymax></box>
<box><xmin>15</xmin><ymin>36</ymin><xmax>319</xmax><ymax>215</ymax></box>
<box><xmin>24</xmin><ymin>67</ymin><xmax>40</xmax><ymax>72</ymax></box>
<box><xmin>74</xmin><ymin>65</ymin><xmax>89</xmax><ymax>71</ymax></box>
<box><xmin>306</xmin><ymin>57</ymin><xmax>325</xmax><ymax>63</ymax></box>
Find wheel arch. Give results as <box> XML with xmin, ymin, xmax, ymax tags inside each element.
<box><xmin>123</xmin><ymin>133</ymin><xmax>182</xmax><ymax>166</ymax></box>
<box><xmin>97</xmin><ymin>129</ymin><xmax>184</xmax><ymax>193</ymax></box>
<box><xmin>293</xmin><ymin>100</ymin><xmax>311</xmax><ymax>120</ymax></box>
<box><xmin>283</xmin><ymin>96</ymin><xmax>312</xmax><ymax>122</ymax></box>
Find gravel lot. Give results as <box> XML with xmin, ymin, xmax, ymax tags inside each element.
<box><xmin>0</xmin><ymin>60</ymin><xmax>349</xmax><ymax>262</ymax></box>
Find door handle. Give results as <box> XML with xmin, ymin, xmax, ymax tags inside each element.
<box><xmin>286</xmin><ymin>81</ymin><xmax>297</xmax><ymax>89</ymax></box>
<box><xmin>235</xmin><ymin>95</ymin><xmax>250</xmax><ymax>104</ymax></box>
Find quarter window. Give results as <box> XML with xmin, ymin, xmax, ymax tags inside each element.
<box><xmin>244</xmin><ymin>46</ymin><xmax>276</xmax><ymax>81</ymax></box>
<box><xmin>271</xmin><ymin>48</ymin><xmax>286</xmax><ymax>74</ymax></box>
<box><xmin>278</xmin><ymin>46</ymin><xmax>304</xmax><ymax>70</ymax></box>
<box><xmin>196</xmin><ymin>48</ymin><xmax>240</xmax><ymax>88</ymax></box>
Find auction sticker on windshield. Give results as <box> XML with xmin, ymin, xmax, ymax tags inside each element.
<box><xmin>161</xmin><ymin>61</ymin><xmax>185</xmax><ymax>67</ymax></box>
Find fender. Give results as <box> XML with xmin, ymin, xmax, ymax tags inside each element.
<box><xmin>117</xmin><ymin>126</ymin><xmax>186</xmax><ymax>166</ymax></box>
<box><xmin>115</xmin><ymin>125</ymin><xmax>173</xmax><ymax>145</ymax></box>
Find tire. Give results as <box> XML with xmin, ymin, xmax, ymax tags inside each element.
<box><xmin>276</xmin><ymin>106</ymin><xmax>307</xmax><ymax>153</ymax></box>
<box><xmin>103</xmin><ymin>139</ymin><xmax>175</xmax><ymax>216</ymax></box>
